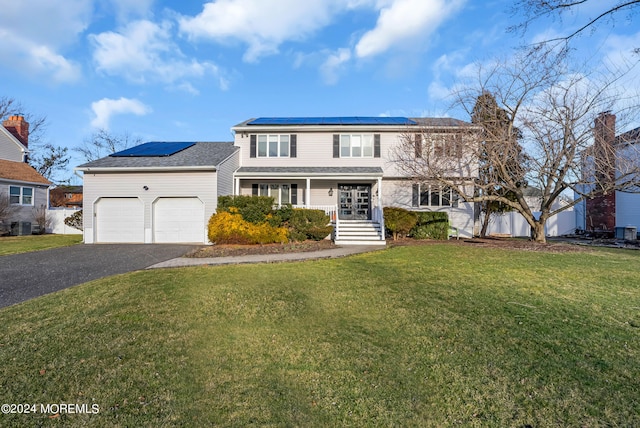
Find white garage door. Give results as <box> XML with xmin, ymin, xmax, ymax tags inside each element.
<box><xmin>153</xmin><ymin>197</ymin><xmax>205</xmax><ymax>243</ymax></box>
<box><xmin>95</xmin><ymin>198</ymin><xmax>144</xmax><ymax>243</ymax></box>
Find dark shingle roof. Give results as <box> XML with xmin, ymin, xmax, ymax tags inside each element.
<box><xmin>76</xmin><ymin>142</ymin><xmax>237</xmax><ymax>170</ymax></box>
<box><xmin>409</xmin><ymin>117</ymin><xmax>474</xmax><ymax>127</ymax></box>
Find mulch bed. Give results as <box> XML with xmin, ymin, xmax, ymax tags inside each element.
<box><xmin>186</xmin><ymin>237</ymin><xmax>599</xmax><ymax>258</ymax></box>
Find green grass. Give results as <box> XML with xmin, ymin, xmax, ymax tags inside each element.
<box><xmin>0</xmin><ymin>234</ymin><xmax>83</xmax><ymax>255</ymax></box>
<box><xmin>1</xmin><ymin>244</ymin><xmax>639</xmax><ymax>426</ymax></box>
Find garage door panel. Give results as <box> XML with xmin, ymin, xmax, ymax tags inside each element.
<box><xmin>96</xmin><ymin>198</ymin><xmax>144</xmax><ymax>243</ymax></box>
<box><xmin>154</xmin><ymin>197</ymin><xmax>204</xmax><ymax>243</ymax></box>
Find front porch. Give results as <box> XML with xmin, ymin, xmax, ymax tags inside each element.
<box><xmin>233</xmin><ymin>167</ymin><xmax>386</xmax><ymax>245</ymax></box>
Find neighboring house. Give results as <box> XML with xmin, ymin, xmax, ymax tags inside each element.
<box><xmin>76</xmin><ymin>142</ymin><xmax>239</xmax><ymax>244</ymax></box>
<box><xmin>0</xmin><ymin>115</ymin><xmax>51</xmax><ymax>235</ymax></box>
<box><xmin>582</xmin><ymin>112</ymin><xmax>640</xmax><ymax>235</ymax></box>
<box><xmin>76</xmin><ymin>116</ymin><xmax>479</xmax><ymax>244</ymax></box>
<box><xmin>50</xmin><ymin>185</ymin><xmax>83</xmax><ymax>208</ymax></box>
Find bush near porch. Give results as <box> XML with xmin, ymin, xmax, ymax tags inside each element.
<box><xmin>210</xmin><ymin>196</ymin><xmax>332</xmax><ymax>244</ymax></box>
<box><xmin>410</xmin><ymin>211</ymin><xmax>449</xmax><ymax>240</ymax></box>
<box><xmin>383</xmin><ymin>207</ymin><xmax>449</xmax><ymax>241</ymax></box>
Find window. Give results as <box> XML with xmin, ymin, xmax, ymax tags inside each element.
<box><xmin>257</xmin><ymin>134</ymin><xmax>290</xmax><ymax>157</ymax></box>
<box><xmin>414</xmin><ymin>184</ymin><xmax>458</xmax><ymax>207</ymax></box>
<box><xmin>430</xmin><ymin>133</ymin><xmax>462</xmax><ymax>158</ymax></box>
<box><xmin>252</xmin><ymin>183</ymin><xmax>297</xmax><ymax>205</ymax></box>
<box><xmin>339</xmin><ymin>134</ymin><xmax>374</xmax><ymax>158</ymax></box>
<box><xmin>9</xmin><ymin>186</ymin><xmax>34</xmax><ymax>205</ymax></box>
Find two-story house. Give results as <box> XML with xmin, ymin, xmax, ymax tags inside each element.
<box><xmin>0</xmin><ymin>115</ymin><xmax>51</xmax><ymax>235</ymax></box>
<box><xmin>77</xmin><ymin>116</ymin><xmax>478</xmax><ymax>244</ymax></box>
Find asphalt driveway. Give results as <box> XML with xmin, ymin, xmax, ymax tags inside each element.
<box><xmin>0</xmin><ymin>244</ymin><xmax>199</xmax><ymax>309</ymax></box>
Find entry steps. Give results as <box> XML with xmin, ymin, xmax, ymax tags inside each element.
<box><xmin>333</xmin><ymin>220</ymin><xmax>386</xmax><ymax>246</ymax></box>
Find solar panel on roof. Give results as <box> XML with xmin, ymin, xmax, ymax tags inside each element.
<box><xmin>109</xmin><ymin>142</ymin><xmax>196</xmax><ymax>157</ymax></box>
<box><xmin>247</xmin><ymin>117</ymin><xmax>417</xmax><ymax>126</ymax></box>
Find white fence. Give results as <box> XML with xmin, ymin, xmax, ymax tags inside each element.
<box><xmin>47</xmin><ymin>207</ymin><xmax>83</xmax><ymax>235</ymax></box>
<box><xmin>484</xmin><ymin>210</ymin><xmax>576</xmax><ymax>237</ymax></box>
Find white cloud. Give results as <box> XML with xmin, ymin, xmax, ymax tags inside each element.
<box><xmin>90</xmin><ymin>97</ymin><xmax>152</xmax><ymax>129</ymax></box>
<box><xmin>320</xmin><ymin>48</ymin><xmax>352</xmax><ymax>85</ymax></box>
<box><xmin>355</xmin><ymin>0</ymin><xmax>465</xmax><ymax>58</ymax></box>
<box><xmin>179</xmin><ymin>0</ymin><xmax>349</xmax><ymax>62</ymax></box>
<box><xmin>0</xmin><ymin>0</ymin><xmax>90</xmax><ymax>82</ymax></box>
<box><xmin>90</xmin><ymin>20</ymin><xmax>228</xmax><ymax>90</ymax></box>
<box><xmin>105</xmin><ymin>0</ymin><xmax>155</xmax><ymax>21</ymax></box>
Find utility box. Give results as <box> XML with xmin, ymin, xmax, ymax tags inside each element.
<box><xmin>615</xmin><ymin>226</ymin><xmax>637</xmax><ymax>241</ymax></box>
<box><xmin>10</xmin><ymin>221</ymin><xmax>32</xmax><ymax>236</ymax></box>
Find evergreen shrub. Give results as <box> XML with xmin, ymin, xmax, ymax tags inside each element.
<box><xmin>410</xmin><ymin>211</ymin><xmax>449</xmax><ymax>240</ymax></box>
<box><xmin>383</xmin><ymin>207</ymin><xmax>418</xmax><ymax>240</ymax></box>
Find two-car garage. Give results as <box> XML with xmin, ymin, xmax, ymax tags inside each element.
<box><xmin>77</xmin><ymin>141</ymin><xmax>239</xmax><ymax>245</ymax></box>
<box><xmin>94</xmin><ymin>197</ymin><xmax>205</xmax><ymax>244</ymax></box>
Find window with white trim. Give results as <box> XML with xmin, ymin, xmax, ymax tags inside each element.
<box><xmin>253</xmin><ymin>183</ymin><xmax>297</xmax><ymax>205</ymax></box>
<box><xmin>9</xmin><ymin>186</ymin><xmax>34</xmax><ymax>205</ymax></box>
<box><xmin>340</xmin><ymin>134</ymin><xmax>374</xmax><ymax>158</ymax></box>
<box><xmin>414</xmin><ymin>184</ymin><xmax>459</xmax><ymax>207</ymax></box>
<box><xmin>257</xmin><ymin>134</ymin><xmax>290</xmax><ymax>157</ymax></box>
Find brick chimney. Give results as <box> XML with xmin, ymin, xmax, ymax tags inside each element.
<box><xmin>586</xmin><ymin>111</ymin><xmax>616</xmax><ymax>232</ymax></box>
<box><xmin>2</xmin><ymin>115</ymin><xmax>29</xmax><ymax>148</ymax></box>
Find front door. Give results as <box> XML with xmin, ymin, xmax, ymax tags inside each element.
<box><xmin>338</xmin><ymin>184</ymin><xmax>371</xmax><ymax>220</ymax></box>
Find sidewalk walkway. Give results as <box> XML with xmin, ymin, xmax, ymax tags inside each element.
<box><xmin>147</xmin><ymin>245</ymin><xmax>385</xmax><ymax>269</ymax></box>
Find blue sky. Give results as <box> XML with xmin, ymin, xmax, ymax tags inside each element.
<box><xmin>0</xmin><ymin>0</ymin><xmax>638</xmax><ymax>182</ymax></box>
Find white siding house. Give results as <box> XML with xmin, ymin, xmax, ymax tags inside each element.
<box><xmin>76</xmin><ymin>116</ymin><xmax>480</xmax><ymax>244</ymax></box>
<box><xmin>232</xmin><ymin>117</ymin><xmax>480</xmax><ymax>243</ymax></box>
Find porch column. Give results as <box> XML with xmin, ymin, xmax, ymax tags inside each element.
<box><xmin>234</xmin><ymin>177</ymin><xmax>240</xmax><ymax>196</ymax></box>
<box><xmin>306</xmin><ymin>178</ymin><xmax>311</xmax><ymax>208</ymax></box>
<box><xmin>377</xmin><ymin>177</ymin><xmax>383</xmax><ymax>208</ymax></box>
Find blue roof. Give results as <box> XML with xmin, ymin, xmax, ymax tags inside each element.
<box><xmin>247</xmin><ymin>117</ymin><xmax>417</xmax><ymax>126</ymax></box>
<box><xmin>110</xmin><ymin>142</ymin><xmax>196</xmax><ymax>157</ymax></box>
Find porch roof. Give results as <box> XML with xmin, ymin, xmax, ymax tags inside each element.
<box><xmin>236</xmin><ymin>166</ymin><xmax>383</xmax><ymax>178</ymax></box>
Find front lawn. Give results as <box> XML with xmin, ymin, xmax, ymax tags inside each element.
<box><xmin>0</xmin><ymin>234</ymin><xmax>83</xmax><ymax>256</ymax></box>
<box><xmin>0</xmin><ymin>244</ymin><xmax>638</xmax><ymax>426</ymax></box>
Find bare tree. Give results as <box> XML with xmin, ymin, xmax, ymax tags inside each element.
<box><xmin>0</xmin><ymin>193</ymin><xmax>16</xmax><ymax>233</ymax></box>
<box><xmin>0</xmin><ymin>96</ymin><xmax>70</xmax><ymax>183</ymax></box>
<box><xmin>75</xmin><ymin>129</ymin><xmax>142</xmax><ymax>162</ymax></box>
<box><xmin>392</xmin><ymin>51</ymin><xmax>640</xmax><ymax>243</ymax></box>
<box><xmin>32</xmin><ymin>204</ymin><xmax>51</xmax><ymax>234</ymax></box>
<box><xmin>511</xmin><ymin>1</ymin><xmax>640</xmax><ymax>53</ymax></box>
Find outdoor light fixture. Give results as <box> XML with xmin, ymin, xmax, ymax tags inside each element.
<box><xmin>328</xmin><ymin>187</ymin><xmax>333</xmax><ymax>196</ymax></box>
<box><xmin>143</xmin><ymin>186</ymin><xmax>149</xmax><ymax>191</ymax></box>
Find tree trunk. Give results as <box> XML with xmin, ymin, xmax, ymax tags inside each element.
<box><xmin>480</xmin><ymin>203</ymin><xmax>492</xmax><ymax>238</ymax></box>
<box><xmin>531</xmin><ymin>221</ymin><xmax>546</xmax><ymax>243</ymax></box>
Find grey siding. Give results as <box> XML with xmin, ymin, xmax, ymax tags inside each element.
<box><xmin>0</xmin><ymin>130</ymin><xmax>25</xmax><ymax>162</ymax></box>
<box><xmin>217</xmin><ymin>150</ymin><xmax>240</xmax><ymax>199</ymax></box>
<box><xmin>0</xmin><ymin>181</ymin><xmax>49</xmax><ymax>225</ymax></box>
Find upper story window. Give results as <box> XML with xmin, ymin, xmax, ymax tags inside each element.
<box><xmin>250</xmin><ymin>134</ymin><xmax>297</xmax><ymax>158</ymax></box>
<box><xmin>415</xmin><ymin>133</ymin><xmax>463</xmax><ymax>159</ymax></box>
<box><xmin>340</xmin><ymin>134</ymin><xmax>374</xmax><ymax>157</ymax></box>
<box><xmin>10</xmin><ymin>186</ymin><xmax>34</xmax><ymax>205</ymax></box>
<box><xmin>333</xmin><ymin>133</ymin><xmax>380</xmax><ymax>158</ymax></box>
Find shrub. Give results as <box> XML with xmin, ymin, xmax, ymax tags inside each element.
<box><xmin>217</xmin><ymin>195</ymin><xmax>275</xmax><ymax>224</ymax></box>
<box><xmin>383</xmin><ymin>207</ymin><xmax>418</xmax><ymax>241</ymax></box>
<box><xmin>410</xmin><ymin>211</ymin><xmax>449</xmax><ymax>240</ymax></box>
<box><xmin>208</xmin><ymin>209</ymin><xmax>288</xmax><ymax>244</ymax></box>
<box><xmin>64</xmin><ymin>210</ymin><xmax>83</xmax><ymax>231</ymax></box>
<box><xmin>288</xmin><ymin>209</ymin><xmax>333</xmax><ymax>241</ymax></box>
